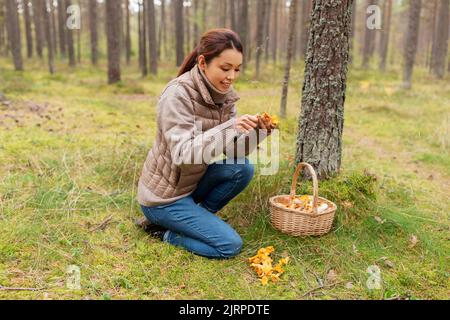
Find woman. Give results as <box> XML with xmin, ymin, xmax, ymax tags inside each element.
<box><xmin>136</xmin><ymin>29</ymin><xmax>275</xmax><ymax>259</ymax></box>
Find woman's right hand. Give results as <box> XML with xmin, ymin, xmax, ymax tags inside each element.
<box><xmin>235</xmin><ymin>114</ymin><xmax>259</xmax><ymax>134</ymax></box>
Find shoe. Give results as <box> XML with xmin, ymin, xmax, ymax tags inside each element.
<box><xmin>135</xmin><ymin>216</ymin><xmax>167</xmax><ymax>240</ymax></box>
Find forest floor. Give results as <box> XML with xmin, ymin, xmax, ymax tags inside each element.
<box><xmin>0</xmin><ymin>57</ymin><xmax>449</xmax><ymax>299</ymax></box>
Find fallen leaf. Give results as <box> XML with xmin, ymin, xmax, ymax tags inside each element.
<box><xmin>380</xmin><ymin>257</ymin><xmax>395</xmax><ymax>268</ymax></box>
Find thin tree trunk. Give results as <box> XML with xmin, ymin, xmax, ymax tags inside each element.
<box><xmin>264</xmin><ymin>0</ymin><xmax>272</xmax><ymax>62</ymax></box>
<box><xmin>279</xmin><ymin>0</ymin><xmax>298</xmax><ymax>118</ymax></box>
<box><xmin>42</xmin><ymin>0</ymin><xmax>55</xmax><ymax>73</ymax></box>
<box><xmin>24</xmin><ymin>0</ymin><xmax>33</xmax><ymax>58</ymax></box>
<box><xmin>379</xmin><ymin>0</ymin><xmax>392</xmax><ymax>71</ymax></box>
<box><xmin>201</xmin><ymin>0</ymin><xmax>207</xmax><ymax>32</ymax></box>
<box><xmin>402</xmin><ymin>0</ymin><xmax>422</xmax><ymax>89</ymax></box>
<box><xmin>193</xmin><ymin>0</ymin><xmax>199</xmax><ymax>48</ymax></box>
<box><xmin>185</xmin><ymin>4</ymin><xmax>191</xmax><ymax>53</ymax></box>
<box><xmin>229</xmin><ymin>0</ymin><xmax>237</xmax><ymax>31</ymax></box>
<box><xmin>0</xmin><ymin>3</ymin><xmax>5</xmax><ymax>56</ymax></box>
<box><xmin>431</xmin><ymin>0</ymin><xmax>449</xmax><ymax>78</ymax></box>
<box><xmin>125</xmin><ymin>0</ymin><xmax>131</xmax><ymax>64</ymax></box>
<box><xmin>362</xmin><ymin>0</ymin><xmax>378</xmax><ymax>69</ymax></box>
<box><xmin>174</xmin><ymin>0</ymin><xmax>185</xmax><ymax>67</ymax></box>
<box><xmin>142</xmin><ymin>0</ymin><xmax>148</xmax><ymax>75</ymax></box>
<box><xmin>106</xmin><ymin>0</ymin><xmax>121</xmax><ymax>83</ymax></box>
<box><xmin>88</xmin><ymin>0</ymin><xmax>98</xmax><ymax>65</ymax></box>
<box><xmin>296</xmin><ymin>0</ymin><xmax>353</xmax><ymax>178</ymax></box>
<box><xmin>51</xmin><ymin>3</ymin><xmax>58</xmax><ymax>56</ymax></box>
<box><xmin>160</xmin><ymin>0</ymin><xmax>167</xmax><ymax>61</ymax></box>
<box><xmin>138</xmin><ymin>0</ymin><xmax>143</xmax><ymax>70</ymax></box>
<box><xmin>349</xmin><ymin>0</ymin><xmax>356</xmax><ymax>64</ymax></box>
<box><xmin>32</xmin><ymin>0</ymin><xmax>44</xmax><ymax>58</ymax></box>
<box><xmin>238</xmin><ymin>0</ymin><xmax>249</xmax><ymax>73</ymax></box>
<box><xmin>65</xmin><ymin>0</ymin><xmax>76</xmax><ymax>66</ymax></box>
<box><xmin>255</xmin><ymin>0</ymin><xmax>268</xmax><ymax>78</ymax></box>
<box><xmin>299</xmin><ymin>0</ymin><xmax>312</xmax><ymax>60</ymax></box>
<box><xmin>271</xmin><ymin>0</ymin><xmax>279</xmax><ymax>64</ymax></box>
<box><xmin>57</xmin><ymin>0</ymin><xmax>66</xmax><ymax>58</ymax></box>
<box><xmin>147</xmin><ymin>0</ymin><xmax>158</xmax><ymax>74</ymax></box>
<box><xmin>5</xmin><ymin>0</ymin><xmax>23</xmax><ymax>70</ymax></box>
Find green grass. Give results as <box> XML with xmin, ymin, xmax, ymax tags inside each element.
<box><xmin>0</xmin><ymin>56</ymin><xmax>449</xmax><ymax>300</ymax></box>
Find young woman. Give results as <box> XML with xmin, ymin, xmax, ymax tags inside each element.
<box><xmin>136</xmin><ymin>29</ymin><xmax>275</xmax><ymax>259</ymax></box>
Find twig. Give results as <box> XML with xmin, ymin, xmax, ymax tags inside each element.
<box><xmin>0</xmin><ymin>285</ymin><xmax>46</xmax><ymax>292</ymax></box>
<box><xmin>299</xmin><ymin>281</ymin><xmax>344</xmax><ymax>298</ymax></box>
<box><xmin>89</xmin><ymin>216</ymin><xmax>113</xmax><ymax>232</ymax></box>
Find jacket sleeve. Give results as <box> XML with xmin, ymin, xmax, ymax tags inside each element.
<box><xmin>158</xmin><ymin>84</ymin><xmax>239</xmax><ymax>167</ymax></box>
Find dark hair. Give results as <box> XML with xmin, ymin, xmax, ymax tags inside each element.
<box><xmin>177</xmin><ymin>28</ymin><xmax>243</xmax><ymax>77</ymax></box>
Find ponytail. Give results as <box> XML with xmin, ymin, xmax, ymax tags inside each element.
<box><xmin>177</xmin><ymin>47</ymin><xmax>199</xmax><ymax>77</ymax></box>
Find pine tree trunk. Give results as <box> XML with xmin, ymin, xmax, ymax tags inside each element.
<box><xmin>349</xmin><ymin>0</ymin><xmax>356</xmax><ymax>64</ymax></box>
<box><xmin>65</xmin><ymin>0</ymin><xmax>76</xmax><ymax>66</ymax></box>
<box><xmin>431</xmin><ymin>0</ymin><xmax>449</xmax><ymax>78</ymax></box>
<box><xmin>379</xmin><ymin>0</ymin><xmax>392</xmax><ymax>71</ymax></box>
<box><xmin>193</xmin><ymin>0</ymin><xmax>199</xmax><ymax>48</ymax></box>
<box><xmin>403</xmin><ymin>0</ymin><xmax>422</xmax><ymax>89</ymax></box>
<box><xmin>106</xmin><ymin>0</ymin><xmax>121</xmax><ymax>83</ymax></box>
<box><xmin>5</xmin><ymin>0</ymin><xmax>23</xmax><ymax>70</ymax></box>
<box><xmin>174</xmin><ymin>0</ymin><xmax>185</xmax><ymax>67</ymax></box>
<box><xmin>264</xmin><ymin>0</ymin><xmax>272</xmax><ymax>62</ymax></box>
<box><xmin>125</xmin><ymin>0</ymin><xmax>131</xmax><ymax>64</ymax></box>
<box><xmin>42</xmin><ymin>0</ymin><xmax>55</xmax><ymax>73</ymax></box>
<box><xmin>185</xmin><ymin>5</ymin><xmax>191</xmax><ymax>53</ymax></box>
<box><xmin>142</xmin><ymin>0</ymin><xmax>148</xmax><ymax>76</ymax></box>
<box><xmin>138</xmin><ymin>1</ymin><xmax>143</xmax><ymax>70</ymax></box>
<box><xmin>271</xmin><ymin>0</ymin><xmax>279</xmax><ymax>64</ymax></box>
<box><xmin>296</xmin><ymin>0</ymin><xmax>353</xmax><ymax>179</ymax></box>
<box><xmin>57</xmin><ymin>0</ymin><xmax>66</xmax><ymax>58</ymax></box>
<box><xmin>89</xmin><ymin>0</ymin><xmax>98</xmax><ymax>65</ymax></box>
<box><xmin>160</xmin><ymin>0</ymin><xmax>167</xmax><ymax>61</ymax></box>
<box><xmin>255</xmin><ymin>0</ymin><xmax>268</xmax><ymax>78</ymax></box>
<box><xmin>229</xmin><ymin>0</ymin><xmax>237</xmax><ymax>31</ymax></box>
<box><xmin>0</xmin><ymin>3</ymin><xmax>5</xmax><ymax>56</ymax></box>
<box><xmin>32</xmin><ymin>0</ymin><xmax>44</xmax><ymax>58</ymax></box>
<box><xmin>24</xmin><ymin>0</ymin><xmax>33</xmax><ymax>58</ymax></box>
<box><xmin>299</xmin><ymin>0</ymin><xmax>312</xmax><ymax>60</ymax></box>
<box><xmin>362</xmin><ymin>0</ymin><xmax>378</xmax><ymax>68</ymax></box>
<box><xmin>51</xmin><ymin>3</ymin><xmax>58</xmax><ymax>56</ymax></box>
<box><xmin>147</xmin><ymin>0</ymin><xmax>158</xmax><ymax>74</ymax></box>
<box><xmin>279</xmin><ymin>0</ymin><xmax>298</xmax><ymax>118</ymax></box>
<box><xmin>238</xmin><ymin>0</ymin><xmax>249</xmax><ymax>71</ymax></box>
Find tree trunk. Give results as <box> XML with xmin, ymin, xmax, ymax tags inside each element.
<box><xmin>88</xmin><ymin>0</ymin><xmax>98</xmax><ymax>65</ymax></box>
<box><xmin>138</xmin><ymin>0</ymin><xmax>143</xmax><ymax>71</ymax></box>
<box><xmin>185</xmin><ymin>4</ymin><xmax>191</xmax><ymax>53</ymax></box>
<box><xmin>271</xmin><ymin>0</ymin><xmax>279</xmax><ymax>64</ymax></box>
<box><xmin>51</xmin><ymin>3</ymin><xmax>58</xmax><ymax>56</ymax></box>
<box><xmin>5</xmin><ymin>0</ymin><xmax>23</xmax><ymax>70</ymax></box>
<box><xmin>24</xmin><ymin>0</ymin><xmax>33</xmax><ymax>58</ymax></box>
<box><xmin>174</xmin><ymin>0</ymin><xmax>185</xmax><ymax>67</ymax></box>
<box><xmin>65</xmin><ymin>0</ymin><xmax>76</xmax><ymax>66</ymax></box>
<box><xmin>229</xmin><ymin>0</ymin><xmax>237</xmax><ymax>31</ymax></box>
<box><xmin>0</xmin><ymin>2</ymin><xmax>5</xmax><ymax>56</ymax></box>
<box><xmin>279</xmin><ymin>0</ymin><xmax>298</xmax><ymax>118</ymax></box>
<box><xmin>431</xmin><ymin>0</ymin><xmax>449</xmax><ymax>78</ymax></box>
<box><xmin>32</xmin><ymin>0</ymin><xmax>44</xmax><ymax>58</ymax></box>
<box><xmin>349</xmin><ymin>0</ymin><xmax>356</xmax><ymax>64</ymax></box>
<box><xmin>158</xmin><ymin>0</ymin><xmax>167</xmax><ymax>61</ymax></box>
<box><xmin>142</xmin><ymin>0</ymin><xmax>148</xmax><ymax>76</ymax></box>
<box><xmin>193</xmin><ymin>0</ymin><xmax>199</xmax><ymax>48</ymax></box>
<box><xmin>362</xmin><ymin>0</ymin><xmax>378</xmax><ymax>68</ymax></box>
<box><xmin>238</xmin><ymin>0</ymin><xmax>249</xmax><ymax>71</ymax></box>
<box><xmin>379</xmin><ymin>0</ymin><xmax>392</xmax><ymax>71</ymax></box>
<box><xmin>264</xmin><ymin>0</ymin><xmax>272</xmax><ymax>62</ymax></box>
<box><xmin>255</xmin><ymin>0</ymin><xmax>268</xmax><ymax>78</ymax></box>
<box><xmin>299</xmin><ymin>0</ymin><xmax>312</xmax><ymax>60</ymax></box>
<box><xmin>57</xmin><ymin>0</ymin><xmax>66</xmax><ymax>58</ymax></box>
<box><xmin>296</xmin><ymin>0</ymin><xmax>353</xmax><ymax>179</ymax></box>
<box><xmin>402</xmin><ymin>0</ymin><xmax>422</xmax><ymax>89</ymax></box>
<box><xmin>125</xmin><ymin>0</ymin><xmax>131</xmax><ymax>64</ymax></box>
<box><xmin>42</xmin><ymin>0</ymin><xmax>55</xmax><ymax>73</ymax></box>
<box><xmin>106</xmin><ymin>0</ymin><xmax>121</xmax><ymax>83</ymax></box>
<box><xmin>147</xmin><ymin>0</ymin><xmax>158</xmax><ymax>74</ymax></box>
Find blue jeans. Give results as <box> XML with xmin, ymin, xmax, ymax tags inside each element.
<box><xmin>140</xmin><ymin>158</ymin><xmax>254</xmax><ymax>259</ymax></box>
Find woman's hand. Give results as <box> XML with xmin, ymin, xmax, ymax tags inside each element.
<box><xmin>235</xmin><ymin>114</ymin><xmax>259</xmax><ymax>134</ymax></box>
<box><xmin>257</xmin><ymin>115</ymin><xmax>276</xmax><ymax>134</ymax></box>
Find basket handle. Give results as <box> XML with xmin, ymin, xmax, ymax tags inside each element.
<box><xmin>290</xmin><ymin>162</ymin><xmax>319</xmax><ymax>214</ymax></box>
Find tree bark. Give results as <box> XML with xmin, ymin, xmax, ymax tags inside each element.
<box><xmin>185</xmin><ymin>4</ymin><xmax>191</xmax><ymax>53</ymax></box>
<box><xmin>158</xmin><ymin>0</ymin><xmax>167</xmax><ymax>61</ymax></box>
<box><xmin>88</xmin><ymin>0</ymin><xmax>98</xmax><ymax>65</ymax></box>
<box><xmin>238</xmin><ymin>0</ymin><xmax>249</xmax><ymax>71</ymax></box>
<box><xmin>229</xmin><ymin>0</ymin><xmax>237</xmax><ymax>31</ymax></box>
<box><xmin>24</xmin><ymin>0</ymin><xmax>33</xmax><ymax>58</ymax></box>
<box><xmin>106</xmin><ymin>0</ymin><xmax>121</xmax><ymax>83</ymax></box>
<box><xmin>125</xmin><ymin>0</ymin><xmax>131</xmax><ymax>64</ymax></box>
<box><xmin>431</xmin><ymin>0</ymin><xmax>449</xmax><ymax>78</ymax></box>
<box><xmin>264</xmin><ymin>0</ymin><xmax>272</xmax><ymax>62</ymax></box>
<box><xmin>142</xmin><ymin>0</ymin><xmax>148</xmax><ymax>76</ymax></box>
<box><xmin>299</xmin><ymin>0</ymin><xmax>312</xmax><ymax>60</ymax></box>
<box><xmin>42</xmin><ymin>0</ymin><xmax>55</xmax><ymax>73</ymax></box>
<box><xmin>379</xmin><ymin>0</ymin><xmax>392</xmax><ymax>71</ymax></box>
<box><xmin>147</xmin><ymin>0</ymin><xmax>158</xmax><ymax>74</ymax></box>
<box><xmin>402</xmin><ymin>0</ymin><xmax>422</xmax><ymax>89</ymax></box>
<box><xmin>32</xmin><ymin>0</ymin><xmax>44</xmax><ymax>58</ymax></box>
<box><xmin>296</xmin><ymin>0</ymin><xmax>353</xmax><ymax>179</ymax></box>
<box><xmin>193</xmin><ymin>0</ymin><xmax>199</xmax><ymax>48</ymax></box>
<box><xmin>349</xmin><ymin>0</ymin><xmax>356</xmax><ymax>64</ymax></box>
<box><xmin>271</xmin><ymin>0</ymin><xmax>279</xmax><ymax>64</ymax></box>
<box><xmin>174</xmin><ymin>0</ymin><xmax>185</xmax><ymax>67</ymax></box>
<box><xmin>65</xmin><ymin>0</ymin><xmax>76</xmax><ymax>66</ymax></box>
<box><xmin>57</xmin><ymin>0</ymin><xmax>66</xmax><ymax>58</ymax></box>
<box><xmin>255</xmin><ymin>0</ymin><xmax>269</xmax><ymax>78</ymax></box>
<box><xmin>5</xmin><ymin>0</ymin><xmax>23</xmax><ymax>70</ymax></box>
<box><xmin>51</xmin><ymin>2</ymin><xmax>58</xmax><ymax>56</ymax></box>
<box><xmin>279</xmin><ymin>0</ymin><xmax>298</xmax><ymax>118</ymax></box>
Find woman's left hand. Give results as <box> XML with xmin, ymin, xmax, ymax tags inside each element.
<box><xmin>257</xmin><ymin>115</ymin><xmax>276</xmax><ymax>134</ymax></box>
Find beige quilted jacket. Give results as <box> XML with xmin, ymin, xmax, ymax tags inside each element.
<box><xmin>137</xmin><ymin>64</ymin><xmax>254</xmax><ymax>207</ymax></box>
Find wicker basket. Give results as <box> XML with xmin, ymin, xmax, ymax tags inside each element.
<box><xmin>269</xmin><ymin>162</ymin><xmax>337</xmax><ymax>236</ymax></box>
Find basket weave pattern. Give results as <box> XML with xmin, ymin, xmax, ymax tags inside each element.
<box><xmin>269</xmin><ymin>162</ymin><xmax>337</xmax><ymax>236</ymax></box>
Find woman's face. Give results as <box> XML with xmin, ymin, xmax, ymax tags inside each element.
<box><xmin>198</xmin><ymin>49</ymin><xmax>243</xmax><ymax>92</ymax></box>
